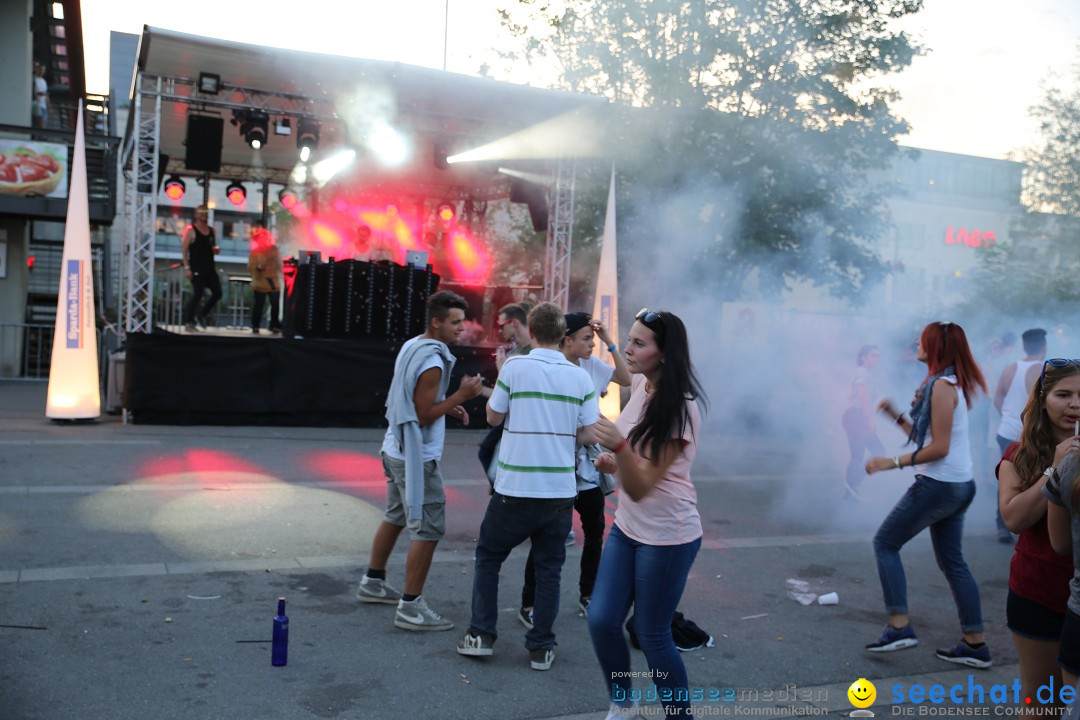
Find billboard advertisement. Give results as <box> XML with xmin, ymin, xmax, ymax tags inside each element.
<box><xmin>0</xmin><ymin>141</ymin><xmax>68</xmax><ymax>199</ymax></box>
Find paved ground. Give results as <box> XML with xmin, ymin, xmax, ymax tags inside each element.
<box><xmin>0</xmin><ymin>380</ymin><xmax>1040</xmax><ymax>719</ymax></box>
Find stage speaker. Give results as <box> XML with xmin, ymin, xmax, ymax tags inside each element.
<box><xmin>510</xmin><ymin>178</ymin><xmax>548</xmax><ymax>232</ymax></box>
<box><xmin>185</xmin><ymin>114</ymin><xmax>224</xmax><ymax>173</ymax></box>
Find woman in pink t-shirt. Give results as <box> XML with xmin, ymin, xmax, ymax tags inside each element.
<box><xmin>590</xmin><ymin>308</ymin><xmax>707</xmax><ymax>719</ymax></box>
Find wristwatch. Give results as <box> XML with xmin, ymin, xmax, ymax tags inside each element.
<box><xmin>1043</xmin><ymin>467</ymin><xmax>1056</xmax><ymax>479</ymax></box>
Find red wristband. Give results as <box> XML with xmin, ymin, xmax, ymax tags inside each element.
<box><xmin>895</xmin><ymin>414</ymin><xmax>905</xmax><ymax>426</ymax></box>
<box><xmin>612</xmin><ymin>438</ymin><xmax>628</xmax><ymax>454</ymax></box>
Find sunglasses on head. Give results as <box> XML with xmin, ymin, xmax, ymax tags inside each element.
<box><xmin>635</xmin><ymin>308</ymin><xmax>664</xmax><ymax>326</ymax></box>
<box><xmin>1040</xmin><ymin>358</ymin><xmax>1080</xmax><ymax>389</ymax></box>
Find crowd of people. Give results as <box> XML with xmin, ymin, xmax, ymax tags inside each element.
<box><xmin>357</xmin><ymin>299</ymin><xmax>1080</xmax><ymax>718</ymax></box>
<box><xmin>174</xmin><ymin>203</ymin><xmax>1080</xmax><ymax>716</ymax></box>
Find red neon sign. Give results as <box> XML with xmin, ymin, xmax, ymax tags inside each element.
<box><xmin>944</xmin><ymin>227</ymin><xmax>996</xmax><ymax>248</ymax></box>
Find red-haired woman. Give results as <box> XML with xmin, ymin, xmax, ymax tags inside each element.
<box><xmin>864</xmin><ymin>321</ymin><xmax>991</xmax><ymax>668</ymax></box>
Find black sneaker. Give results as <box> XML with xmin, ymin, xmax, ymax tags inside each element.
<box><xmin>865</xmin><ymin>624</ymin><xmax>918</xmax><ymax>652</ymax></box>
<box><xmin>935</xmin><ymin>641</ymin><xmax>992</xmax><ymax>669</ymax></box>
<box><xmin>529</xmin><ymin>647</ymin><xmax>554</xmax><ymax>671</ymax></box>
<box><xmin>578</xmin><ymin>596</ymin><xmax>590</xmax><ymax>616</ymax></box>
<box><xmin>518</xmin><ymin>606</ymin><xmax>534</xmax><ymax>630</ymax></box>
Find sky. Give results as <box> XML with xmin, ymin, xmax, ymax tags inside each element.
<box><xmin>79</xmin><ymin>0</ymin><xmax>1080</xmax><ymax>161</ymax></box>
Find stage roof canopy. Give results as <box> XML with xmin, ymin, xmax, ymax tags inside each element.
<box><xmin>128</xmin><ymin>26</ymin><xmax>603</xmax><ymax>197</ymax></box>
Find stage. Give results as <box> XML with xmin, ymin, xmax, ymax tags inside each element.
<box><xmin>123</xmin><ymin>331</ymin><xmax>495</xmax><ymax>427</ymax></box>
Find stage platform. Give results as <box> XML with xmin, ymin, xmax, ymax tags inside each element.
<box><xmin>123</xmin><ymin>331</ymin><xmax>495</xmax><ymax>427</ymax></box>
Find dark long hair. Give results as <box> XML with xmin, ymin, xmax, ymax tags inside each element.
<box><xmin>918</xmin><ymin>322</ymin><xmax>987</xmax><ymax>409</ymax></box>
<box><xmin>1013</xmin><ymin>362</ymin><xmax>1080</xmax><ymax>492</ymax></box>
<box><xmin>626</xmin><ymin>311</ymin><xmax>708</xmax><ymax>462</ymax></box>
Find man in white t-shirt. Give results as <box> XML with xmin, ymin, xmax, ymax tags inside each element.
<box><xmin>457</xmin><ymin>303</ymin><xmax>600</xmax><ymax>671</ymax></box>
<box><xmin>518</xmin><ymin>311</ymin><xmax>630</xmax><ymax>627</ymax></box>
<box><xmin>32</xmin><ymin>61</ymin><xmax>48</xmax><ymax>128</ymax></box>
<box><xmin>356</xmin><ymin>290</ymin><xmax>483</xmax><ymax>631</ymax></box>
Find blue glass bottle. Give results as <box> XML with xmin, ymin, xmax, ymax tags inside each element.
<box><xmin>271</xmin><ymin>597</ymin><xmax>288</xmax><ymax>666</ymax></box>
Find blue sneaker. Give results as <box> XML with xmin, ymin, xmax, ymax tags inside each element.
<box><xmin>865</xmin><ymin>624</ymin><xmax>918</xmax><ymax>652</ymax></box>
<box><xmin>935</xmin><ymin>641</ymin><xmax>992</xmax><ymax>669</ymax></box>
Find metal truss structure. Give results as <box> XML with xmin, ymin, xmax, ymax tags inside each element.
<box><xmin>543</xmin><ymin>157</ymin><xmax>576</xmax><ymax>310</ymax></box>
<box><xmin>122</xmin><ymin>74</ymin><xmax>162</xmax><ymax>334</ymax></box>
<box><xmin>120</xmin><ymin>66</ymin><xmax>578</xmax><ymax>332</ymax></box>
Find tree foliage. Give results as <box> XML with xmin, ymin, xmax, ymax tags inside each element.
<box><xmin>493</xmin><ymin>0</ymin><xmax>924</xmax><ymax>303</ymax></box>
<box><xmin>958</xmin><ymin>60</ymin><xmax>1080</xmax><ymax>322</ymax></box>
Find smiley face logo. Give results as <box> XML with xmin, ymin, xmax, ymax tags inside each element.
<box><xmin>848</xmin><ymin>678</ymin><xmax>876</xmax><ymax>709</ymax></box>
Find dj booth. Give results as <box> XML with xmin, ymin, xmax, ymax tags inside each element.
<box><xmin>123</xmin><ymin>257</ymin><xmax>495</xmax><ymax>427</ymax></box>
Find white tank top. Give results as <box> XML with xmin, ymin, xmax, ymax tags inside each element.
<box><xmin>997</xmin><ymin>359</ymin><xmax>1040</xmax><ymax>441</ymax></box>
<box><xmin>914</xmin><ymin>377</ymin><xmax>972</xmax><ymax>483</ymax></box>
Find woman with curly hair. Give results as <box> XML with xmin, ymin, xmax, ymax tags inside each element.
<box><xmin>1000</xmin><ymin>359</ymin><xmax>1079</xmax><ymax>709</ymax></box>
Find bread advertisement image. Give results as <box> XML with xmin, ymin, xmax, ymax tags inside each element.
<box><xmin>0</xmin><ymin>142</ymin><xmax>68</xmax><ymax>198</ymax></box>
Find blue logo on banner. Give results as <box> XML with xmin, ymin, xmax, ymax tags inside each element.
<box><xmin>66</xmin><ymin>259</ymin><xmax>81</xmax><ymax>349</ymax></box>
<box><xmin>600</xmin><ymin>296</ymin><xmax>612</xmax><ymax>330</ymax></box>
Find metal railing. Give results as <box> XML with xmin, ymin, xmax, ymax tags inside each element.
<box><xmin>153</xmin><ymin>265</ymin><xmax>249</xmax><ymax>330</ymax></box>
<box><xmin>0</xmin><ymin>322</ymin><xmax>122</xmax><ymax>383</ymax></box>
<box><xmin>0</xmin><ymin>323</ymin><xmax>54</xmax><ymax>380</ymax></box>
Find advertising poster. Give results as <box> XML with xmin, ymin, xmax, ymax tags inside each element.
<box><xmin>0</xmin><ymin>140</ymin><xmax>68</xmax><ymax>199</ymax></box>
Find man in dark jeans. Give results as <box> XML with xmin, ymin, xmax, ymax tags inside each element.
<box><xmin>181</xmin><ymin>204</ymin><xmax>221</xmax><ymax>332</ymax></box>
<box><xmin>457</xmin><ymin>303</ymin><xmax>599</xmax><ymax>671</ymax></box>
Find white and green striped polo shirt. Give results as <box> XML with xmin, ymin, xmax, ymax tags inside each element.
<box><xmin>489</xmin><ymin>348</ymin><xmax>600</xmax><ymax>498</ymax></box>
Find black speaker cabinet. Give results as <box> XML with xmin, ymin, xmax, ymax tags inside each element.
<box><xmin>287</xmin><ymin>259</ymin><xmax>439</xmax><ymax>340</ymax></box>
<box><xmin>185</xmin><ymin>115</ymin><xmax>224</xmax><ymax>173</ymax></box>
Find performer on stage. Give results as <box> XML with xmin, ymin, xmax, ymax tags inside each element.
<box><xmin>248</xmin><ymin>225</ymin><xmax>282</xmax><ymax>334</ymax></box>
<box><xmin>182</xmin><ymin>204</ymin><xmax>221</xmax><ymax>332</ymax></box>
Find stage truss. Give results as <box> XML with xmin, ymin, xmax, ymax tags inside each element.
<box><xmin>119</xmin><ymin>69</ymin><xmax>578</xmax><ymax>333</ymax></box>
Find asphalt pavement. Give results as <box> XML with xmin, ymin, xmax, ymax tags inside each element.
<box><xmin>0</xmin><ymin>380</ymin><xmax>1037</xmax><ymax>719</ymax></box>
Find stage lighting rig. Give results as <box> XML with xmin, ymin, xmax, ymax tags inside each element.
<box><xmin>278</xmin><ymin>188</ymin><xmax>299</xmax><ymax>209</ymax></box>
<box><xmin>233</xmin><ymin>110</ymin><xmax>270</xmax><ymax>149</ymax></box>
<box><xmin>163</xmin><ymin>176</ymin><xmax>186</xmax><ymax>200</ymax></box>
<box><xmin>296</xmin><ymin>119</ymin><xmax>320</xmax><ymax>162</ymax></box>
<box><xmin>197</xmin><ymin>72</ymin><xmax>221</xmax><ymax>94</ymax></box>
<box><xmin>226</xmin><ymin>181</ymin><xmax>247</xmax><ymax>206</ymax></box>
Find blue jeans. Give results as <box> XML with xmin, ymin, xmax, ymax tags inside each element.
<box><xmin>468</xmin><ymin>493</ymin><xmax>573</xmax><ymax>651</ymax></box>
<box><xmin>873</xmin><ymin>475</ymin><xmax>983</xmax><ymax>633</ymax></box>
<box><xmin>588</xmin><ymin>524</ymin><xmax>701</xmax><ymax>717</ymax></box>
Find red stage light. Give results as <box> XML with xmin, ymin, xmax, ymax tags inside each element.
<box><xmin>279</xmin><ymin>190</ymin><xmax>298</xmax><ymax>209</ymax></box>
<box><xmin>226</xmin><ymin>181</ymin><xmax>247</xmax><ymax>206</ymax></box>
<box><xmin>163</xmin><ymin>176</ymin><xmax>186</xmax><ymax>200</ymax></box>
<box><xmin>437</xmin><ymin>204</ymin><xmax>455</xmax><ymax>222</ymax></box>
<box><xmin>27</xmin><ymin>255</ymin><xmax>35</xmax><ymax>271</ymax></box>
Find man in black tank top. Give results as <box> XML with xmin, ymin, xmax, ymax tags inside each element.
<box><xmin>181</xmin><ymin>204</ymin><xmax>222</xmax><ymax>331</ymax></box>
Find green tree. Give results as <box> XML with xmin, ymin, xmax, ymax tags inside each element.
<box><xmin>959</xmin><ymin>62</ymin><xmax>1080</xmax><ymax>321</ymax></box>
<box><xmin>493</xmin><ymin>0</ymin><xmax>924</xmax><ymax>303</ymax></box>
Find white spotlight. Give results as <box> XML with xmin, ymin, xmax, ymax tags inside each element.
<box><xmin>312</xmin><ymin>149</ymin><xmax>356</xmax><ymax>185</ymax></box>
<box><xmin>300</xmin><ymin>145</ymin><xmax>311</xmax><ymax>163</ymax></box>
<box><xmin>370</xmin><ymin>125</ymin><xmax>409</xmax><ymax>167</ymax></box>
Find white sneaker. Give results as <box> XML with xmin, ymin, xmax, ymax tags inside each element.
<box><xmin>394</xmin><ymin>596</ymin><xmax>454</xmax><ymax>632</ymax></box>
<box><xmin>604</xmin><ymin>701</ymin><xmax>640</xmax><ymax>719</ymax></box>
<box><xmin>356</xmin><ymin>575</ymin><xmax>401</xmax><ymax>605</ymax></box>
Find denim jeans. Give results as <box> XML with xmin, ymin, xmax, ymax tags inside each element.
<box><xmin>588</xmin><ymin>524</ymin><xmax>701</xmax><ymax>717</ymax></box>
<box><xmin>873</xmin><ymin>475</ymin><xmax>983</xmax><ymax>633</ymax></box>
<box><xmin>842</xmin><ymin>408</ymin><xmax>885</xmax><ymax>493</ymax></box>
<box><xmin>468</xmin><ymin>492</ymin><xmax>573</xmax><ymax>651</ymax></box>
<box><xmin>522</xmin><ymin>485</ymin><xmax>607</xmax><ymax>607</ymax></box>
